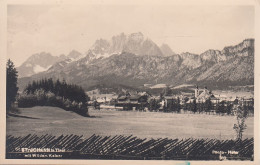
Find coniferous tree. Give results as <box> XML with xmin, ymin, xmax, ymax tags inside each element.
<box><xmin>167</xmin><ymin>99</ymin><xmax>174</xmax><ymax>112</ymax></box>
<box><xmin>21</xmin><ymin>78</ymin><xmax>89</xmax><ymax>116</ymax></box>
<box><xmin>248</xmin><ymin>98</ymin><xmax>254</xmax><ymax>114</ymax></box>
<box><xmin>24</xmin><ymin>78</ymin><xmax>88</xmax><ymax>104</ymax></box>
<box><xmin>192</xmin><ymin>99</ymin><xmax>197</xmax><ymax>113</ymax></box>
<box><xmin>6</xmin><ymin>59</ymin><xmax>19</xmax><ymax>111</ymax></box>
<box><xmin>218</xmin><ymin>101</ymin><xmax>226</xmax><ymax>114</ymax></box>
<box><xmin>226</xmin><ymin>102</ymin><xmax>233</xmax><ymax>115</ymax></box>
<box><xmin>205</xmin><ymin>98</ymin><xmax>212</xmax><ymax>114</ymax></box>
<box><xmin>176</xmin><ymin>97</ymin><xmax>181</xmax><ymax>113</ymax></box>
<box><xmin>149</xmin><ymin>98</ymin><xmax>160</xmax><ymax>111</ymax></box>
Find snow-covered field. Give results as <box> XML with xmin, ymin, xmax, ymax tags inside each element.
<box><xmin>7</xmin><ymin>106</ymin><xmax>254</xmax><ymax>140</ymax></box>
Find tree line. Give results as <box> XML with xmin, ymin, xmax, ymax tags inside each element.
<box><xmin>6</xmin><ymin>59</ymin><xmax>89</xmax><ymax>117</ymax></box>
<box><xmin>6</xmin><ymin>59</ymin><xmax>18</xmax><ymax>113</ymax></box>
<box><xmin>148</xmin><ymin>97</ymin><xmax>253</xmax><ymax>115</ymax></box>
<box><xmin>184</xmin><ymin>98</ymin><xmax>254</xmax><ymax>115</ymax></box>
<box><xmin>18</xmin><ymin>78</ymin><xmax>89</xmax><ymax>116</ymax></box>
<box><xmin>24</xmin><ymin>78</ymin><xmax>88</xmax><ymax>104</ymax></box>
<box><xmin>184</xmin><ymin>99</ymin><xmax>233</xmax><ymax>114</ymax></box>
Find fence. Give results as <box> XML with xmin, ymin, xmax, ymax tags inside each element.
<box><xmin>6</xmin><ymin>134</ymin><xmax>253</xmax><ymax>160</ymax></box>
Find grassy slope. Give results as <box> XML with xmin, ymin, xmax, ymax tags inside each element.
<box><xmin>6</xmin><ymin>106</ymin><xmax>254</xmax><ymax>140</ymax></box>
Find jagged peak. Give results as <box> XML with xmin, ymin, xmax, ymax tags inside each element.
<box><xmin>180</xmin><ymin>52</ymin><xmax>199</xmax><ymax>56</ymax></box>
<box><xmin>160</xmin><ymin>43</ymin><xmax>175</xmax><ymax>56</ymax></box>
<box><xmin>222</xmin><ymin>38</ymin><xmax>254</xmax><ymax>52</ymax></box>
<box><xmin>93</xmin><ymin>38</ymin><xmax>110</xmax><ymax>44</ymax></box>
<box><xmin>69</xmin><ymin>49</ymin><xmax>81</xmax><ymax>54</ymax></box>
<box><xmin>129</xmin><ymin>32</ymin><xmax>144</xmax><ymax>37</ymax></box>
<box><xmin>243</xmin><ymin>38</ymin><xmax>254</xmax><ymax>42</ymax></box>
<box><xmin>33</xmin><ymin>51</ymin><xmax>52</xmax><ymax>56</ymax></box>
<box><xmin>200</xmin><ymin>49</ymin><xmax>221</xmax><ymax>55</ymax></box>
<box><xmin>67</xmin><ymin>49</ymin><xmax>82</xmax><ymax>60</ymax></box>
<box><xmin>112</xmin><ymin>32</ymin><xmax>127</xmax><ymax>38</ymax></box>
<box><xmin>68</xmin><ymin>49</ymin><xmax>81</xmax><ymax>55</ymax></box>
<box><xmin>128</xmin><ymin>32</ymin><xmax>145</xmax><ymax>41</ymax></box>
<box><xmin>27</xmin><ymin>52</ymin><xmax>53</xmax><ymax>61</ymax></box>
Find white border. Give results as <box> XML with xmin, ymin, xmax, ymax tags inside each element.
<box><xmin>0</xmin><ymin>0</ymin><xmax>259</xmax><ymax>165</ymax></box>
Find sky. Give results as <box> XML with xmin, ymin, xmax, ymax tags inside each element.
<box><xmin>7</xmin><ymin>4</ymin><xmax>254</xmax><ymax>66</ymax></box>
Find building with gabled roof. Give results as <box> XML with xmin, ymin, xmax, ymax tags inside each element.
<box><xmin>115</xmin><ymin>93</ymin><xmax>149</xmax><ymax>110</ymax></box>
<box><xmin>186</xmin><ymin>86</ymin><xmax>219</xmax><ymax>104</ymax></box>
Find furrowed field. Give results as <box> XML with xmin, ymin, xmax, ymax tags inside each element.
<box><xmin>7</xmin><ymin>106</ymin><xmax>253</xmax><ymax>139</ymax></box>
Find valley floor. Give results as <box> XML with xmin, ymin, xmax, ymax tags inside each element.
<box><xmin>6</xmin><ymin>106</ymin><xmax>254</xmax><ymax>140</ymax></box>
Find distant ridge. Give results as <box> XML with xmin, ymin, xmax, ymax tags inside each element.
<box><xmin>17</xmin><ymin>34</ymin><xmax>254</xmax><ymax>91</ymax></box>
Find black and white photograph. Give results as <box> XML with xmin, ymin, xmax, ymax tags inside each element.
<box><xmin>1</xmin><ymin>0</ymin><xmax>259</xmax><ymax>164</ymax></box>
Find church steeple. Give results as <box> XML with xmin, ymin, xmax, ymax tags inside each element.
<box><xmin>195</xmin><ymin>85</ymin><xmax>199</xmax><ymax>98</ymax></box>
<box><xmin>203</xmin><ymin>86</ymin><xmax>207</xmax><ymax>93</ymax></box>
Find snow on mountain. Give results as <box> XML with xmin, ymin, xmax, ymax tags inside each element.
<box><xmin>17</xmin><ymin>52</ymin><xmax>67</xmax><ymax>78</ymax></box>
<box><xmin>47</xmin><ymin>32</ymin><xmax>166</xmax><ymax>73</ymax></box>
<box><xmin>18</xmin><ymin>36</ymin><xmax>254</xmax><ymax>92</ymax></box>
<box><xmin>17</xmin><ymin>50</ymin><xmax>84</xmax><ymax>78</ymax></box>
<box><xmin>33</xmin><ymin>65</ymin><xmax>52</xmax><ymax>73</ymax></box>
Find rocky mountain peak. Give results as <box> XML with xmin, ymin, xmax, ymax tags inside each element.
<box><xmin>160</xmin><ymin>44</ymin><xmax>175</xmax><ymax>56</ymax></box>
<box><xmin>180</xmin><ymin>52</ymin><xmax>202</xmax><ymax>69</ymax></box>
<box><xmin>86</xmin><ymin>32</ymin><xmax>164</xmax><ymax>59</ymax></box>
<box><xmin>17</xmin><ymin>52</ymin><xmax>67</xmax><ymax>78</ymax></box>
<box><xmin>110</xmin><ymin>33</ymin><xmax>127</xmax><ymax>54</ymax></box>
<box><xmin>18</xmin><ymin>38</ymin><xmax>254</xmax><ymax>91</ymax></box>
<box><xmin>221</xmin><ymin>38</ymin><xmax>254</xmax><ymax>56</ymax></box>
<box><xmin>128</xmin><ymin>32</ymin><xmax>144</xmax><ymax>42</ymax></box>
<box><xmin>91</xmin><ymin>39</ymin><xmax>110</xmax><ymax>55</ymax></box>
<box><xmin>180</xmin><ymin>52</ymin><xmax>199</xmax><ymax>58</ymax></box>
<box><xmin>67</xmin><ymin>50</ymin><xmax>82</xmax><ymax>59</ymax></box>
<box><xmin>200</xmin><ymin>49</ymin><xmax>222</xmax><ymax>62</ymax></box>
<box><xmin>27</xmin><ymin>52</ymin><xmax>52</xmax><ymax>62</ymax></box>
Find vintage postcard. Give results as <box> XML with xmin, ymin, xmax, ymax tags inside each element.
<box><xmin>0</xmin><ymin>0</ymin><xmax>259</xmax><ymax>164</ymax></box>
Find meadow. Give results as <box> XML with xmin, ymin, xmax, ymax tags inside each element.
<box><xmin>6</xmin><ymin>106</ymin><xmax>254</xmax><ymax>140</ymax></box>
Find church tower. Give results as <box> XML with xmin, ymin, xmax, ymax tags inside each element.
<box><xmin>195</xmin><ymin>85</ymin><xmax>199</xmax><ymax>98</ymax></box>
<box><xmin>203</xmin><ymin>86</ymin><xmax>207</xmax><ymax>93</ymax></box>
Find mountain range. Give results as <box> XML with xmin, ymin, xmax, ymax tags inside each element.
<box><xmin>17</xmin><ymin>32</ymin><xmax>254</xmax><ymax>92</ymax></box>
<box><xmin>17</xmin><ymin>50</ymin><xmax>84</xmax><ymax>78</ymax></box>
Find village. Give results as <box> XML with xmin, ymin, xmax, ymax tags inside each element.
<box><xmin>87</xmin><ymin>85</ymin><xmax>254</xmax><ymax>115</ymax></box>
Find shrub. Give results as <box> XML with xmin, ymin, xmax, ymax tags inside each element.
<box><xmin>24</xmin><ymin>78</ymin><xmax>88</xmax><ymax>104</ymax></box>
<box><xmin>48</xmin><ymin>95</ymin><xmax>63</xmax><ymax>107</ymax></box>
<box><xmin>18</xmin><ymin>90</ymin><xmax>88</xmax><ymax>117</ymax></box>
<box><xmin>18</xmin><ymin>94</ymin><xmax>38</xmax><ymax>108</ymax></box>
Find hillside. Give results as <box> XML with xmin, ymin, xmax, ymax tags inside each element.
<box><xmin>17</xmin><ymin>52</ymin><xmax>67</xmax><ymax>78</ymax></box>
<box><xmin>17</xmin><ymin>36</ymin><xmax>254</xmax><ymax>92</ymax></box>
<box><xmin>17</xmin><ymin>50</ymin><xmax>84</xmax><ymax>78</ymax></box>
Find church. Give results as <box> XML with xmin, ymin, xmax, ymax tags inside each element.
<box><xmin>187</xmin><ymin>86</ymin><xmax>219</xmax><ymax>104</ymax></box>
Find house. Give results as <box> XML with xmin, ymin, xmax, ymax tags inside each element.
<box><xmin>179</xmin><ymin>92</ymin><xmax>194</xmax><ymax>105</ymax></box>
<box><xmin>117</xmin><ymin>96</ymin><xmax>128</xmax><ymax>103</ymax></box>
<box><xmin>115</xmin><ymin>94</ymin><xmax>149</xmax><ymax>110</ymax></box>
<box><xmin>181</xmin><ymin>92</ymin><xmax>194</xmax><ymax>97</ymax></box>
<box><xmin>163</xmin><ymin>96</ymin><xmax>177</xmax><ymax>107</ymax></box>
<box><xmin>93</xmin><ymin>94</ymin><xmax>118</xmax><ymax>104</ymax></box>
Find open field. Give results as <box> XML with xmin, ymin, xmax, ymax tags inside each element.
<box><xmin>7</xmin><ymin>106</ymin><xmax>253</xmax><ymax>139</ymax></box>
